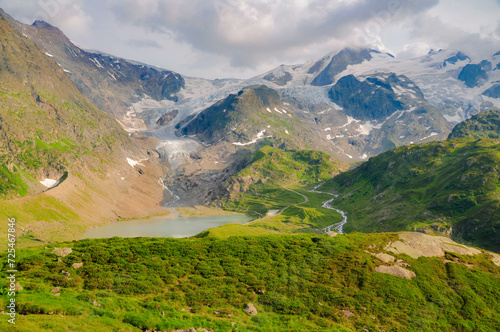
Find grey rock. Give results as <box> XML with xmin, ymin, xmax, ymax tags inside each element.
<box><xmin>52</xmin><ymin>247</ymin><xmax>72</xmax><ymax>257</ymax></box>
<box><xmin>245</xmin><ymin>303</ymin><xmax>258</xmax><ymax>316</ymax></box>
<box><xmin>72</xmin><ymin>262</ymin><xmax>83</xmax><ymax>269</ymax></box>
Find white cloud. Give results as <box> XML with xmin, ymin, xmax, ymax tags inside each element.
<box><xmin>0</xmin><ymin>0</ymin><xmax>92</xmax><ymax>39</ymax></box>
<box><xmin>1</xmin><ymin>0</ymin><xmax>499</xmax><ymax>79</ymax></box>
<box><xmin>397</xmin><ymin>42</ymin><xmax>432</xmax><ymax>59</ymax></box>
<box><xmin>409</xmin><ymin>14</ymin><xmax>500</xmax><ymax>61</ymax></box>
<box><xmin>103</xmin><ymin>0</ymin><xmax>440</xmax><ymax>68</ymax></box>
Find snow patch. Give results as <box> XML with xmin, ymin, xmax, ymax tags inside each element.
<box><xmin>443</xmin><ymin>113</ymin><xmax>465</xmax><ymax>124</ymax></box>
<box><xmin>40</xmin><ymin>179</ymin><xmax>58</xmax><ymax>188</ymax></box>
<box><xmin>324</xmin><ymin>127</ymin><xmax>331</xmax><ymax>131</ymax></box>
<box><xmin>285</xmin><ymin>130</ymin><xmax>289</xmax><ymax>135</ymax></box>
<box><xmin>274</xmin><ymin>108</ymin><xmax>283</xmax><ymax>114</ymax></box>
<box><xmin>357</xmin><ymin>122</ymin><xmax>378</xmax><ymax>135</ymax></box>
<box><xmin>107</xmin><ymin>71</ymin><xmax>117</xmax><ymax>81</ymax></box>
<box><xmin>90</xmin><ymin>58</ymin><xmax>104</xmax><ymax>69</ymax></box>
<box><xmin>266</xmin><ymin>107</ymin><xmax>272</xmax><ymax>113</ymax></box>
<box><xmin>127</xmin><ymin>157</ymin><xmax>147</xmax><ymax>168</ymax></box>
<box><xmin>392</xmin><ymin>85</ymin><xmax>417</xmax><ymax>98</ymax></box>
<box><xmin>332</xmin><ymin>103</ymin><xmax>344</xmax><ymax>111</ymax></box>
<box><xmin>420</xmin><ymin>132</ymin><xmax>439</xmax><ymax>141</ymax></box>
<box><xmin>361</xmin><ymin>153</ymin><xmax>368</xmax><ymax>159</ymax></box>
<box><xmin>45</xmin><ymin>53</ymin><xmax>53</xmax><ymax>57</ymax></box>
<box><xmin>232</xmin><ymin>129</ymin><xmax>269</xmax><ymax>146</ymax></box>
<box><xmin>340</xmin><ymin>116</ymin><xmax>358</xmax><ymax>128</ymax></box>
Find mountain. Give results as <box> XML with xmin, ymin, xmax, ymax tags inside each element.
<box><xmin>9</xmin><ymin>12</ymin><xmax>500</xmax><ymax>166</ymax></box>
<box><xmin>319</xmin><ymin>112</ymin><xmax>500</xmax><ymax>253</ymax></box>
<box><xmin>0</xmin><ymin>12</ymin><xmax>167</xmax><ymax>246</ymax></box>
<box><xmin>0</xmin><ymin>12</ymin><xmax>129</xmax><ymax>196</ymax></box>
<box><xmin>310</xmin><ymin>48</ymin><xmax>376</xmax><ymax>86</ymax></box>
<box><xmin>178</xmin><ymin>85</ymin><xmax>334</xmax><ymax>152</ymax></box>
<box><xmin>7</xmin><ymin>16</ymin><xmax>184</xmax><ymax>130</ymax></box>
<box><xmin>4</xmin><ymin>10</ymin><xmax>500</xmax><ymax>219</ymax></box>
<box><xmin>1</xmin><ymin>232</ymin><xmax>498</xmax><ymax>331</ymax></box>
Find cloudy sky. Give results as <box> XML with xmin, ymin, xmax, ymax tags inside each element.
<box><xmin>1</xmin><ymin>0</ymin><xmax>499</xmax><ymax>79</ymax></box>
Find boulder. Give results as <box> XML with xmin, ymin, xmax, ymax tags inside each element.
<box><xmin>374</xmin><ymin>253</ymin><xmax>395</xmax><ymax>263</ymax></box>
<box><xmin>52</xmin><ymin>247</ymin><xmax>72</xmax><ymax>257</ymax></box>
<box><xmin>385</xmin><ymin>232</ymin><xmax>481</xmax><ymax>259</ymax></box>
<box><xmin>245</xmin><ymin>303</ymin><xmax>258</xmax><ymax>316</ymax></box>
<box><xmin>375</xmin><ymin>265</ymin><xmax>416</xmax><ymax>279</ymax></box>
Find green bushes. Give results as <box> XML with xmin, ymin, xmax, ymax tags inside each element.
<box><xmin>1</xmin><ymin>234</ymin><xmax>499</xmax><ymax>331</ymax></box>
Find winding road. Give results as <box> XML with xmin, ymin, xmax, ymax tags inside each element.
<box><xmin>281</xmin><ymin>184</ymin><xmax>349</xmax><ymax>234</ymax></box>
<box><xmin>281</xmin><ymin>187</ymin><xmax>308</xmax><ymax>213</ymax></box>
<box><xmin>309</xmin><ymin>183</ymin><xmax>348</xmax><ymax>234</ymax></box>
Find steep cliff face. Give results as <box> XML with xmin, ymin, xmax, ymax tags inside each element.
<box><xmin>310</xmin><ymin>48</ymin><xmax>375</xmax><ymax>86</ymax></box>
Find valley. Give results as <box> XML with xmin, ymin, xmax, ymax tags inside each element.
<box><xmin>0</xmin><ymin>6</ymin><xmax>499</xmax><ymax>331</ymax></box>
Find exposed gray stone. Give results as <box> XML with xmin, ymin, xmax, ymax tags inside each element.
<box><xmin>52</xmin><ymin>247</ymin><xmax>72</xmax><ymax>257</ymax></box>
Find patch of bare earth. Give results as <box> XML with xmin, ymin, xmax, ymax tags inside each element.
<box><xmin>369</xmin><ymin>232</ymin><xmax>499</xmax><ymax>279</ymax></box>
<box><xmin>385</xmin><ymin>232</ymin><xmax>482</xmax><ymax>258</ymax></box>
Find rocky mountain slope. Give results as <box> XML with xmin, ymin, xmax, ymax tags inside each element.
<box><xmin>7</xmin><ymin>10</ymin><xmax>499</xmax><ymax>166</ymax></box>
<box><xmin>0</xmin><ymin>13</ymin><xmax>168</xmax><ymax>246</ymax></box>
<box><xmin>320</xmin><ymin>111</ymin><xmax>500</xmax><ymax>253</ymax></box>
<box><xmin>5</xmin><ymin>15</ymin><xmax>184</xmax><ymax>132</ymax></box>
<box><xmin>178</xmin><ymin>85</ymin><xmax>334</xmax><ymax>152</ymax></box>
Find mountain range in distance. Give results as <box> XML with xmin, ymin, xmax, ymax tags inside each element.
<box><xmin>4</xmin><ymin>8</ymin><xmax>499</xmax><ymax>164</ymax></box>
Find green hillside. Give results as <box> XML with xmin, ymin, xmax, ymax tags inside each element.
<box><xmin>1</xmin><ymin>233</ymin><xmax>498</xmax><ymax>331</ymax></box>
<box><xmin>0</xmin><ymin>14</ymin><xmax>133</xmax><ymax>198</ymax></box>
<box><xmin>448</xmin><ymin>110</ymin><xmax>500</xmax><ymax>139</ymax></box>
<box><xmin>320</xmin><ymin>136</ymin><xmax>500</xmax><ymax>253</ymax></box>
<box><xmin>217</xmin><ymin>146</ymin><xmax>346</xmax><ymax>233</ymax></box>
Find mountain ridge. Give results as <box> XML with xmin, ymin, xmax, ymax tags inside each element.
<box><xmin>320</xmin><ymin>111</ymin><xmax>500</xmax><ymax>253</ymax></box>
<box><xmin>0</xmin><ymin>13</ymin><xmax>169</xmax><ymax>247</ymax></box>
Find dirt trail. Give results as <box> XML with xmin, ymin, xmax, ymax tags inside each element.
<box><xmin>280</xmin><ymin>187</ymin><xmax>308</xmax><ymax>213</ymax></box>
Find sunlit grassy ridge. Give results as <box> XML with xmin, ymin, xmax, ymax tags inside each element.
<box><xmin>219</xmin><ymin>146</ymin><xmax>345</xmax><ymax>233</ymax></box>
<box><xmin>321</xmin><ymin>137</ymin><xmax>500</xmax><ymax>253</ymax></box>
<box><xmin>1</xmin><ymin>233</ymin><xmax>499</xmax><ymax>331</ymax></box>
